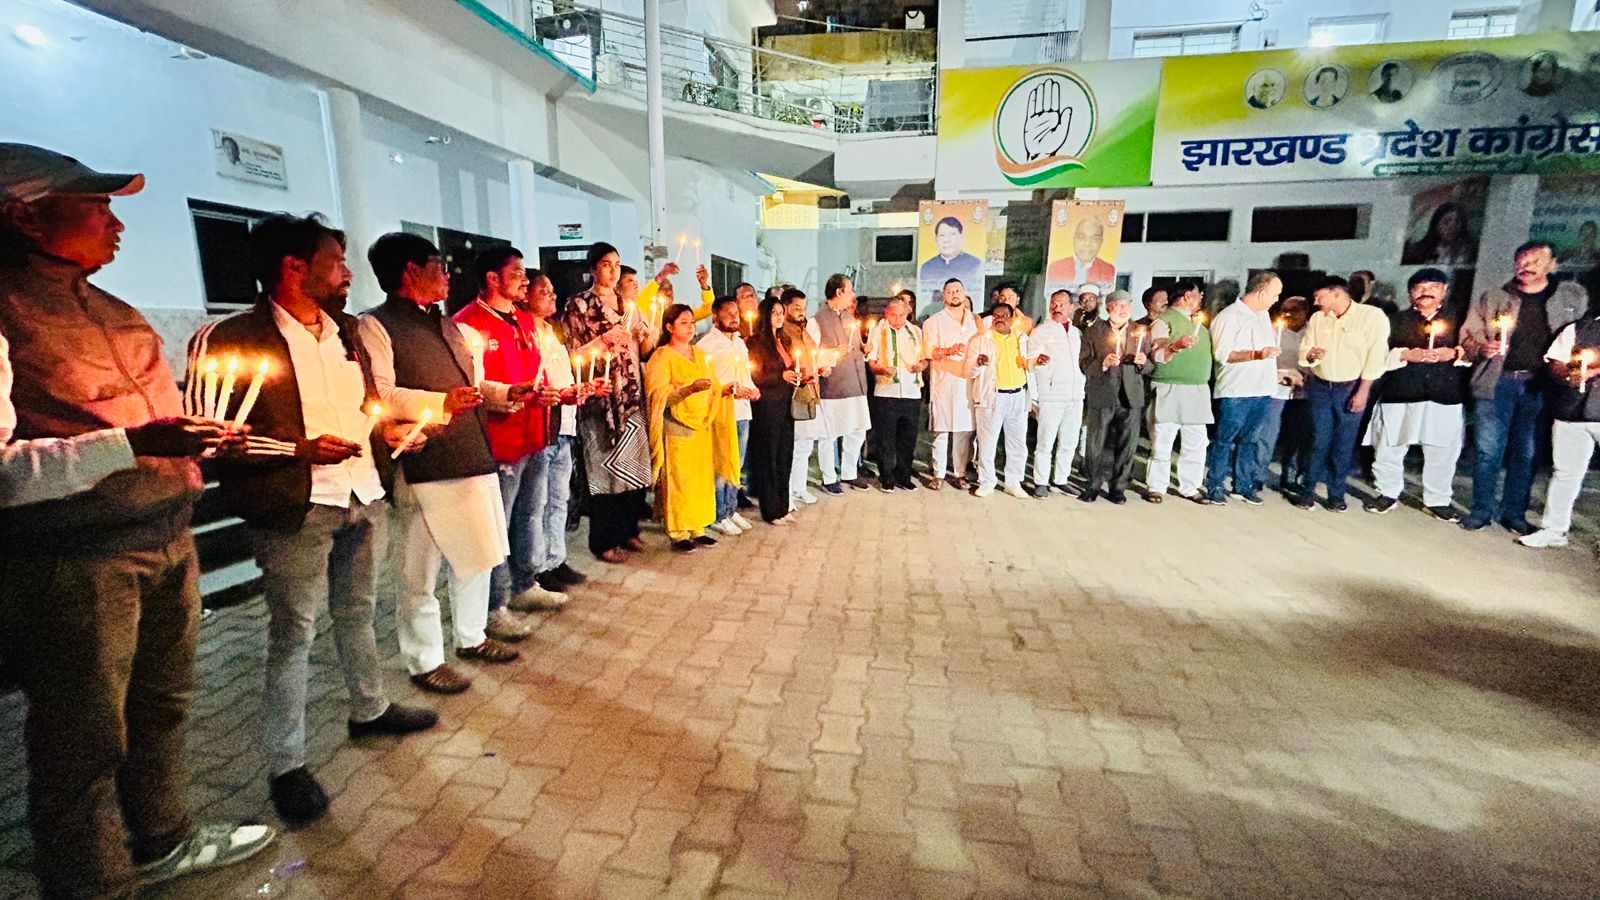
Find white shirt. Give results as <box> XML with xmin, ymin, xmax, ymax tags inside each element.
<box><xmin>534</xmin><ymin>320</ymin><xmax>577</xmax><ymax>437</ymax></box>
<box><xmin>271</xmin><ymin>302</ymin><xmax>384</xmax><ymax>508</ymax></box>
<box><xmin>696</xmin><ymin>326</ymin><xmax>755</xmax><ymax>420</ymax></box>
<box><xmin>355</xmin><ymin>310</ymin><xmax>513</xmax><ymax>423</ymax></box>
<box><xmin>1546</xmin><ymin>320</ymin><xmax>1595</xmax><ymax>363</ymax></box>
<box><xmin>1210</xmin><ymin>301</ymin><xmax>1279</xmax><ymax>398</ymax></box>
<box><xmin>0</xmin><ymin>330</ymin><xmax>138</xmax><ymax>508</ymax></box>
<box><xmin>1025</xmin><ymin>319</ymin><xmax>1085</xmax><ymax>404</ymax></box>
<box><xmin>866</xmin><ymin>321</ymin><xmax>924</xmax><ymax>400</ymax></box>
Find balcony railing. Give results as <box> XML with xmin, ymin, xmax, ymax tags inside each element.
<box><xmin>526</xmin><ymin>1</ymin><xmax>936</xmax><ymax>134</ymax></box>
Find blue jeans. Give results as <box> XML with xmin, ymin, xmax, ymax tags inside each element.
<box><xmin>1470</xmin><ymin>374</ymin><xmax>1544</xmax><ymax>523</ymax></box>
<box><xmin>490</xmin><ymin>456</ymin><xmax>536</xmax><ymax>612</ymax></box>
<box><xmin>1256</xmin><ymin>397</ymin><xmax>1286</xmax><ymax>483</ymax></box>
<box><xmin>1206</xmin><ymin>395</ymin><xmax>1272</xmax><ymax>497</ymax></box>
<box><xmin>1304</xmin><ymin>377</ymin><xmax>1362</xmax><ymax>501</ymax></box>
<box><xmin>528</xmin><ymin>436</ymin><xmax>574</xmax><ymax>573</ymax></box>
<box><xmin>716</xmin><ymin>420</ymin><xmax>750</xmax><ymax>521</ymax></box>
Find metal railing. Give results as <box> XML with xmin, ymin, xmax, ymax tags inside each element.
<box><xmin>524</xmin><ymin>1</ymin><xmax>935</xmax><ymax>134</ymax></box>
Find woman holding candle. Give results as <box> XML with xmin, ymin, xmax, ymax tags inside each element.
<box><xmin>645</xmin><ymin>304</ymin><xmax>740</xmax><ymax>551</ymax></box>
<box><xmin>746</xmin><ymin>295</ymin><xmax>804</xmax><ymax>524</ymax></box>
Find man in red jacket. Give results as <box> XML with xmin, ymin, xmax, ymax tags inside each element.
<box><xmin>454</xmin><ymin>246</ymin><xmax>570</xmax><ymax>642</ymax></box>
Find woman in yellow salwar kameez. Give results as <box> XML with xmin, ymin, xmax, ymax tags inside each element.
<box><xmin>645</xmin><ymin>304</ymin><xmax>741</xmax><ymax>552</ymax></box>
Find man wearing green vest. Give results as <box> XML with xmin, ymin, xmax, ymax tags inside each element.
<box><xmin>1144</xmin><ymin>279</ymin><xmax>1214</xmax><ymax>503</ymax></box>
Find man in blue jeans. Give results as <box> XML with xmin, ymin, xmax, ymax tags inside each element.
<box><xmin>525</xmin><ymin>269</ymin><xmax>591</xmax><ymax>594</ymax></box>
<box><xmin>1459</xmin><ymin>240</ymin><xmax>1589</xmax><ymax>533</ymax></box>
<box><xmin>1205</xmin><ymin>271</ymin><xmax>1283</xmax><ymax>504</ymax></box>
<box><xmin>1293</xmin><ymin>276</ymin><xmax>1391</xmax><ymax>511</ymax></box>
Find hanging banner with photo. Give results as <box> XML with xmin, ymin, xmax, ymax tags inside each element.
<box><xmin>937</xmin><ymin>60</ymin><xmax>1162</xmax><ymax>192</ymax></box>
<box><xmin>1152</xmin><ymin>32</ymin><xmax>1600</xmax><ymax>185</ymax></box>
<box><xmin>1532</xmin><ymin>176</ymin><xmax>1600</xmax><ymax>270</ymax></box>
<box><xmin>1044</xmin><ymin>200</ymin><xmax>1124</xmax><ymax>298</ymax></box>
<box><xmin>1399</xmin><ymin>177</ymin><xmax>1487</xmax><ymax>266</ymax></box>
<box><xmin>916</xmin><ymin>200</ymin><xmax>989</xmax><ymax>298</ymax></box>
<box><xmin>212</xmin><ymin>129</ymin><xmax>288</xmax><ymax>189</ymax></box>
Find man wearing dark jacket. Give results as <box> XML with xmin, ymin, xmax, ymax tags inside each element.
<box><xmin>185</xmin><ymin>214</ymin><xmax>436</xmax><ymax>825</ymax></box>
<box><xmin>1079</xmin><ymin>290</ymin><xmax>1151</xmax><ymax>503</ymax></box>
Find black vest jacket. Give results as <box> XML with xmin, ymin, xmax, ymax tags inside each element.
<box><xmin>364</xmin><ymin>295</ymin><xmax>496</xmax><ymax>484</ymax></box>
<box><xmin>1378</xmin><ymin>310</ymin><xmax>1466</xmax><ymax>406</ymax></box>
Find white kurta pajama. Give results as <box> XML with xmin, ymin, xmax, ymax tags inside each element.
<box><xmin>968</xmin><ymin>331</ymin><xmax>1030</xmax><ymax>492</ymax></box>
<box><xmin>803</xmin><ymin>314</ymin><xmax>871</xmax><ymax>486</ymax></box>
<box><xmin>922</xmin><ymin>307</ymin><xmax>979</xmax><ymax>479</ymax></box>
<box><xmin>1363</xmin><ymin>347</ymin><xmax>1466</xmax><ymax>508</ymax></box>
<box><xmin>1026</xmin><ymin>320</ymin><xmax>1086</xmax><ymax>488</ymax></box>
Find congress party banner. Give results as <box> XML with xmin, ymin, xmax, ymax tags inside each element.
<box><xmin>1044</xmin><ymin>200</ymin><xmax>1124</xmax><ymax>297</ymax></box>
<box><xmin>937</xmin><ymin>61</ymin><xmax>1161</xmax><ymax>192</ymax></box>
<box><xmin>1152</xmin><ymin>32</ymin><xmax>1600</xmax><ymax>185</ymax></box>
<box><xmin>916</xmin><ymin>200</ymin><xmax>989</xmax><ymax>299</ymax></box>
<box><xmin>1532</xmin><ymin>176</ymin><xmax>1600</xmax><ymax>270</ymax></box>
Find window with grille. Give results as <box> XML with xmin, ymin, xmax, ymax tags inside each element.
<box><xmin>1131</xmin><ymin>26</ymin><xmax>1240</xmax><ymax>58</ymax></box>
<box><xmin>1448</xmin><ymin>9</ymin><xmax>1518</xmax><ymax>40</ymax></box>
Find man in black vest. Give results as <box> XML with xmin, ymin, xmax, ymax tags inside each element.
<box><xmin>1520</xmin><ymin>311</ymin><xmax>1600</xmax><ymax>548</ymax></box>
<box><xmin>1363</xmin><ymin>268</ymin><xmax>1467</xmax><ymax>520</ymax></box>
<box><xmin>185</xmin><ymin>214</ymin><xmax>437</xmax><ymax>825</ymax></box>
<box><xmin>356</xmin><ymin>232</ymin><xmax>527</xmax><ymax>695</ymax></box>
<box><xmin>0</xmin><ymin>143</ymin><xmax>274</xmax><ymax>898</ymax></box>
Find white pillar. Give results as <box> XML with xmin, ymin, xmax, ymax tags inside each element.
<box><xmin>320</xmin><ymin>87</ymin><xmax>380</xmax><ymax>308</ymax></box>
<box><xmin>508</xmin><ymin>158</ymin><xmax>539</xmax><ymax>257</ymax></box>
<box><xmin>643</xmin><ymin>0</ymin><xmax>667</xmax><ymax>246</ymax></box>
<box><xmin>1525</xmin><ymin>0</ymin><xmax>1579</xmax><ymax>32</ymax></box>
<box><xmin>1079</xmin><ymin>0</ymin><xmax>1111</xmax><ymax>62</ymax></box>
<box><xmin>937</xmin><ymin>0</ymin><xmax>965</xmax><ymax>70</ymax></box>
<box><xmin>1471</xmin><ymin>175</ymin><xmax>1540</xmax><ymax>301</ymax></box>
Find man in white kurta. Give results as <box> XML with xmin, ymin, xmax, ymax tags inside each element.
<box><xmin>804</xmin><ymin>274</ymin><xmax>873</xmax><ymax>493</ymax></box>
<box><xmin>1027</xmin><ymin>289</ymin><xmax>1085</xmax><ymax>497</ymax></box>
<box><xmin>922</xmin><ymin>278</ymin><xmax>979</xmax><ymax>490</ymax></box>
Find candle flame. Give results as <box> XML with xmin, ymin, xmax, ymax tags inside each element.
<box><xmin>226</xmin><ymin>356</ymin><xmax>239</xmax><ymax>373</ymax></box>
<box><xmin>257</xmin><ymin>358</ymin><xmax>270</xmax><ymax>375</ymax></box>
<box><xmin>367</xmin><ymin>403</ymin><xmax>382</xmax><ymax>418</ymax></box>
<box><xmin>421</xmin><ymin>408</ymin><xmax>433</xmax><ymax>421</ymax></box>
<box><xmin>1496</xmin><ymin>314</ymin><xmax>1515</xmax><ymax>328</ymax></box>
<box><xmin>204</xmin><ymin>358</ymin><xmax>218</xmax><ymax>373</ymax></box>
<box><xmin>1581</xmin><ymin>349</ymin><xmax>1598</xmax><ymax>365</ymax></box>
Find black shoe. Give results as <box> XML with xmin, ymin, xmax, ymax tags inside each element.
<box><xmin>1365</xmin><ymin>496</ymin><xmax>1398</xmax><ymax>515</ymax></box>
<box><xmin>535</xmin><ymin>571</ymin><xmax>567</xmax><ymax>594</ymax></box>
<box><xmin>1239</xmin><ymin>492</ymin><xmax>1265</xmax><ymax>506</ymax></box>
<box><xmin>1326</xmin><ymin>498</ymin><xmax>1348</xmax><ymax>513</ymax></box>
<box><xmin>1053</xmin><ymin>482</ymin><xmax>1080</xmax><ymax>496</ymax></box>
<box><xmin>1290</xmin><ymin>492</ymin><xmax>1316</xmax><ymax>510</ymax></box>
<box><xmin>1031</xmin><ymin>484</ymin><xmax>1050</xmax><ymax>499</ymax></box>
<box><xmin>897</xmin><ymin>478</ymin><xmax>918</xmax><ymax>491</ymax></box>
<box><xmin>269</xmin><ymin>767</ymin><xmax>329</xmax><ymax>825</ymax></box>
<box><xmin>349</xmin><ymin>703</ymin><xmax>439</xmax><ymax>739</ymax></box>
<box><xmin>879</xmin><ymin>481</ymin><xmax>897</xmax><ymax>493</ymax></box>
<box><xmin>1204</xmin><ymin>490</ymin><xmax>1229</xmax><ymax>506</ymax></box>
<box><xmin>1501</xmin><ymin>518</ymin><xmax>1537</xmax><ymax>537</ymax></box>
<box><xmin>1078</xmin><ymin>489</ymin><xmax>1100</xmax><ymax>503</ymax></box>
<box><xmin>737</xmin><ymin>491</ymin><xmax>756</xmax><ymax>510</ymax></box>
<box><xmin>671</xmin><ymin>539</ymin><xmax>696</xmax><ymax>553</ymax></box>
<box><xmin>1106</xmin><ymin>490</ymin><xmax>1127</xmax><ymax>505</ymax></box>
<box><xmin>821</xmin><ymin>482</ymin><xmax>844</xmax><ymax>495</ymax></box>
<box><xmin>1459</xmin><ymin>513</ymin><xmax>1492</xmax><ymax>531</ymax></box>
<box><xmin>848</xmin><ymin>478</ymin><xmax>873</xmax><ymax>491</ymax></box>
<box><xmin>1426</xmin><ymin>505</ymin><xmax>1461</xmax><ymax>523</ymax></box>
<box><xmin>550</xmin><ymin>563</ymin><xmax>587</xmax><ymax>586</ymax></box>
<box><xmin>694</xmin><ymin>535</ymin><xmax>718</xmax><ymax>547</ymax></box>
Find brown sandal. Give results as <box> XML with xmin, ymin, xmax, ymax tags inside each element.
<box><xmin>597</xmin><ymin>548</ymin><xmax>628</xmax><ymax>564</ymax></box>
<box><xmin>409</xmin><ymin>664</ymin><xmax>471</xmax><ymax>694</ymax></box>
<box><xmin>457</xmin><ymin>639</ymin><xmax>520</xmax><ymax>664</ymax></box>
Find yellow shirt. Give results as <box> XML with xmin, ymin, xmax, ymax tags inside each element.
<box><xmin>994</xmin><ymin>331</ymin><xmax>1026</xmax><ymax>390</ymax></box>
<box><xmin>639</xmin><ymin>280</ymin><xmax>714</xmax><ymax>323</ymax></box>
<box><xmin>1298</xmin><ymin>303</ymin><xmax>1390</xmax><ymax>382</ymax></box>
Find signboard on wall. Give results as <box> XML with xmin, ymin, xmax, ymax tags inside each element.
<box><xmin>1153</xmin><ymin>33</ymin><xmax>1600</xmax><ymax>185</ymax></box>
<box><xmin>212</xmin><ymin>129</ymin><xmax>287</xmax><ymax>189</ymax></box>
<box><xmin>937</xmin><ymin>60</ymin><xmax>1161</xmax><ymax>192</ymax></box>
<box><xmin>1532</xmin><ymin>175</ymin><xmax>1600</xmax><ymax>270</ymax></box>
<box><xmin>1044</xmin><ymin>200</ymin><xmax>1124</xmax><ymax>298</ymax></box>
<box><xmin>557</xmin><ymin>223</ymin><xmax>584</xmax><ymax>240</ymax></box>
<box><xmin>915</xmin><ymin>200</ymin><xmax>988</xmax><ymax>298</ymax></box>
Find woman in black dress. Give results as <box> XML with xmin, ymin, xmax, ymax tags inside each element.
<box><xmin>745</xmin><ymin>295</ymin><xmax>803</xmax><ymax>524</ymax></box>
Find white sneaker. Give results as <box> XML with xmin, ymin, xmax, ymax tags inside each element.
<box><xmin>509</xmin><ymin>582</ymin><xmax>568</xmax><ymax>612</ymax></box>
<box><xmin>485</xmin><ymin>607</ymin><xmax>532</xmax><ymax>642</ymax></box>
<box><xmin>713</xmin><ymin>518</ymin><xmax>742</xmax><ymax>536</ymax></box>
<box><xmin>973</xmin><ymin>486</ymin><xmax>995</xmax><ymax>498</ymax></box>
<box><xmin>730</xmin><ymin>513</ymin><xmax>754</xmax><ymax>531</ymax></box>
<box><xmin>1519</xmin><ymin>528</ymin><xmax>1570</xmax><ymax>549</ymax></box>
<box><xmin>793</xmin><ymin>491</ymin><xmax>818</xmax><ymax>505</ymax></box>
<box><xmin>1002</xmin><ymin>485</ymin><xmax>1029</xmax><ymax>499</ymax></box>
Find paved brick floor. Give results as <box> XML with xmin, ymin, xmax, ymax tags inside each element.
<box><xmin>4</xmin><ymin>483</ymin><xmax>1600</xmax><ymax>898</ymax></box>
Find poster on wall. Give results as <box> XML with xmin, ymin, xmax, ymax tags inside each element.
<box><xmin>212</xmin><ymin>129</ymin><xmax>287</xmax><ymax>189</ymax></box>
<box><xmin>1400</xmin><ymin>177</ymin><xmax>1487</xmax><ymax>266</ymax></box>
<box><xmin>1532</xmin><ymin>176</ymin><xmax>1600</xmax><ymax>269</ymax></box>
<box><xmin>937</xmin><ymin>60</ymin><xmax>1161</xmax><ymax>192</ymax></box>
<box><xmin>1152</xmin><ymin>32</ymin><xmax>1600</xmax><ymax>185</ymax></box>
<box><xmin>916</xmin><ymin>200</ymin><xmax>988</xmax><ymax>298</ymax></box>
<box><xmin>1044</xmin><ymin>200</ymin><xmax>1124</xmax><ymax>297</ymax></box>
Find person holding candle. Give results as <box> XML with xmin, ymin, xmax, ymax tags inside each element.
<box><xmin>866</xmin><ymin>294</ymin><xmax>926</xmax><ymax>492</ymax></box>
<box><xmin>807</xmin><ymin>274</ymin><xmax>874</xmax><ymax>494</ymax></box>
<box><xmin>1460</xmin><ymin>240</ymin><xmax>1589</xmax><ymax>533</ymax></box>
<box><xmin>1203</xmin><ymin>272</ymin><xmax>1283</xmax><ymax>506</ymax></box>
<box><xmin>1360</xmin><ymin>268</ymin><xmax>1467</xmax><ymax>519</ymax></box>
<box><xmin>965</xmin><ymin>303</ymin><xmax>1032</xmax><ymax>498</ymax></box>
<box><xmin>1079</xmin><ymin>291</ymin><xmax>1151</xmax><ymax>503</ymax></box>
<box><xmin>1261</xmin><ymin>296</ymin><xmax>1313</xmax><ymax>495</ymax></box>
<box><xmin>358</xmin><ymin>232</ymin><xmax>526</xmax><ymax>695</ymax></box>
<box><xmin>1071</xmin><ymin>284</ymin><xmax>1103</xmax><ymax>332</ymax></box>
<box><xmin>1293</xmin><ymin>275</ymin><xmax>1392</xmax><ymax>512</ymax></box>
<box><xmin>746</xmin><ymin>294</ymin><xmax>803</xmax><ymax>524</ymax></box>
<box><xmin>782</xmin><ymin>288</ymin><xmax>828</xmax><ymax>504</ymax></box>
<box><xmin>186</xmin><ymin>213</ymin><xmax>439</xmax><ymax>825</ymax></box>
<box><xmin>1519</xmin><ymin>313</ymin><xmax>1600</xmax><ymax>548</ymax></box>
<box><xmin>521</xmin><ymin>269</ymin><xmax>592</xmax><ymax>594</ymax></box>
<box><xmin>696</xmin><ymin>296</ymin><xmax>760</xmax><ymax>534</ymax></box>
<box><xmin>453</xmin><ymin>246</ymin><xmax>570</xmax><ymax>643</ymax></box>
<box><xmin>646</xmin><ymin>304</ymin><xmax>741</xmax><ymax>551</ymax></box>
<box><xmin>922</xmin><ymin>278</ymin><xmax>980</xmax><ymax>490</ymax></box>
<box><xmin>1145</xmin><ymin>279</ymin><xmax>1214</xmax><ymax>504</ymax></box>
<box><xmin>982</xmin><ymin>282</ymin><xmax>1035</xmax><ymax>335</ymax></box>
<box><xmin>1024</xmin><ymin>289</ymin><xmax>1085</xmax><ymax>498</ymax></box>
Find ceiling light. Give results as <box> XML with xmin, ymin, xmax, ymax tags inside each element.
<box><xmin>13</xmin><ymin>24</ymin><xmax>48</xmax><ymax>48</ymax></box>
<box><xmin>389</xmin><ymin>152</ymin><xmax>405</xmax><ymax>165</ymax></box>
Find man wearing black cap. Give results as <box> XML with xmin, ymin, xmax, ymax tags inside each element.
<box><xmin>0</xmin><ymin>143</ymin><xmax>274</xmax><ymax>898</ymax></box>
<box><xmin>1362</xmin><ymin>268</ymin><xmax>1467</xmax><ymax>519</ymax></box>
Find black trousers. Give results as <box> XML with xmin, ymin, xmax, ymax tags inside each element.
<box><xmin>748</xmin><ymin>396</ymin><xmax>796</xmax><ymax>522</ymax></box>
<box><xmin>1277</xmin><ymin>398</ymin><xmax>1313</xmax><ymax>488</ymax></box>
<box><xmin>871</xmin><ymin>396</ymin><xmax>920</xmax><ymax>486</ymax></box>
<box><xmin>1083</xmin><ymin>404</ymin><xmax>1140</xmax><ymax>493</ymax></box>
<box><xmin>587</xmin><ymin>489</ymin><xmax>643</xmax><ymax>556</ymax></box>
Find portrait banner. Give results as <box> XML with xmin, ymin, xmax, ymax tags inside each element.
<box><xmin>1044</xmin><ymin>200</ymin><xmax>1124</xmax><ymax>298</ymax></box>
<box><xmin>213</xmin><ymin>129</ymin><xmax>288</xmax><ymax>189</ymax></box>
<box><xmin>1532</xmin><ymin>176</ymin><xmax>1600</xmax><ymax>270</ymax></box>
<box><xmin>1400</xmin><ymin>177</ymin><xmax>1487</xmax><ymax>267</ymax></box>
<box><xmin>917</xmin><ymin>200</ymin><xmax>989</xmax><ymax>299</ymax></box>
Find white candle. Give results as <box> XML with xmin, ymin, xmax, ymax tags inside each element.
<box><xmin>585</xmin><ymin>353</ymin><xmax>594</xmax><ymax>383</ymax></box>
<box><xmin>216</xmin><ymin>355</ymin><xmax>240</xmax><ymax>420</ymax></box>
<box><xmin>1427</xmin><ymin>321</ymin><xmax>1439</xmax><ymax>352</ymax></box>
<box><xmin>1582</xmin><ymin>351</ymin><xmax>1595</xmax><ymax>393</ymax></box>
<box><xmin>231</xmin><ymin>359</ymin><xmax>270</xmax><ymax>428</ymax></box>
<box><xmin>602</xmin><ymin>352</ymin><xmax>613</xmax><ymax>381</ymax></box>
<box><xmin>571</xmin><ymin>352</ymin><xmax>583</xmax><ymax>382</ymax></box>
<box><xmin>1273</xmin><ymin>319</ymin><xmax>1284</xmax><ymax>350</ymax></box>
<box><xmin>201</xmin><ymin>359</ymin><xmax>219</xmax><ymax>419</ymax></box>
<box><xmin>672</xmin><ymin>233</ymin><xmax>687</xmax><ymax>266</ymax></box>
<box><xmin>361</xmin><ymin>402</ymin><xmax>382</xmax><ymax>438</ymax></box>
<box><xmin>390</xmin><ymin>408</ymin><xmax>432</xmax><ymax>459</ymax></box>
<box><xmin>1136</xmin><ymin>327</ymin><xmax>1147</xmax><ymax>356</ymax></box>
<box><xmin>1496</xmin><ymin>315</ymin><xmax>1514</xmax><ymax>356</ymax></box>
<box><xmin>692</xmin><ymin>238</ymin><xmax>702</xmax><ymax>270</ymax></box>
<box><xmin>1114</xmin><ymin>329</ymin><xmax>1124</xmax><ymax>359</ymax></box>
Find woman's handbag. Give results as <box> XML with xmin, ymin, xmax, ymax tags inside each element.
<box><xmin>790</xmin><ymin>379</ymin><xmax>819</xmax><ymax>421</ymax></box>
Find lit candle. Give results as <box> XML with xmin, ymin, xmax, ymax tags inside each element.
<box><xmin>231</xmin><ymin>358</ymin><xmax>270</xmax><ymax>428</ymax></box>
<box><xmin>602</xmin><ymin>352</ymin><xmax>613</xmax><ymax>381</ymax></box>
<box><xmin>672</xmin><ymin>232</ymin><xmax>687</xmax><ymax>266</ymax></box>
<box><xmin>1135</xmin><ymin>326</ymin><xmax>1148</xmax><ymax>356</ymax></box>
<box><xmin>692</xmin><ymin>238</ymin><xmax>702</xmax><ymax>270</ymax></box>
<box><xmin>1273</xmin><ymin>318</ymin><xmax>1284</xmax><ymax>350</ymax></box>
<box><xmin>1114</xmin><ymin>328</ymin><xmax>1124</xmax><ymax>360</ymax></box>
<box><xmin>216</xmin><ymin>355</ymin><xmax>240</xmax><ymax>420</ymax></box>
<box><xmin>1495</xmin><ymin>314</ymin><xmax>1514</xmax><ymax>356</ymax></box>
<box><xmin>201</xmin><ymin>358</ymin><xmax>220</xmax><ymax>419</ymax></box>
<box><xmin>585</xmin><ymin>353</ymin><xmax>594</xmax><ymax>384</ymax></box>
<box><xmin>1581</xmin><ymin>349</ymin><xmax>1597</xmax><ymax>393</ymax></box>
<box><xmin>625</xmin><ymin>300</ymin><xmax>638</xmax><ymax>330</ymax></box>
<box><xmin>743</xmin><ymin>309</ymin><xmax>756</xmax><ymax>331</ymax></box>
<box><xmin>1191</xmin><ymin>311</ymin><xmax>1206</xmax><ymax>342</ymax></box>
<box><xmin>390</xmin><ymin>408</ymin><xmax>432</xmax><ymax>459</ymax></box>
<box><xmin>361</xmin><ymin>402</ymin><xmax>383</xmax><ymax>438</ymax></box>
<box><xmin>866</xmin><ymin>317</ymin><xmax>877</xmax><ymax>334</ymax></box>
<box><xmin>1426</xmin><ymin>319</ymin><xmax>1443</xmax><ymax>352</ymax></box>
<box><xmin>571</xmin><ymin>352</ymin><xmax>583</xmax><ymax>382</ymax></box>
